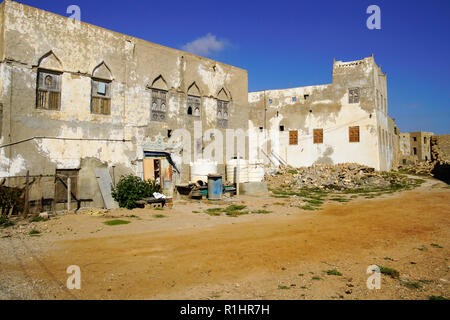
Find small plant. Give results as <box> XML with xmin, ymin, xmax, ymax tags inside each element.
<box><xmin>329</xmin><ymin>198</ymin><xmax>350</xmax><ymax>203</ymax></box>
<box><xmin>153</xmin><ymin>214</ymin><xmax>166</xmax><ymax>219</ymax></box>
<box><xmin>31</xmin><ymin>216</ymin><xmax>45</xmax><ymax>222</ymax></box>
<box><xmin>312</xmin><ymin>276</ymin><xmax>322</xmax><ymax>280</ymax></box>
<box><xmin>402</xmin><ymin>281</ymin><xmax>422</xmax><ymax>289</ymax></box>
<box><xmin>2</xmin><ymin>235</ymin><xmax>11</xmax><ymax>238</ymax></box>
<box><xmin>205</xmin><ymin>208</ymin><xmax>223</xmax><ymax>216</ymax></box>
<box><xmin>251</xmin><ymin>210</ymin><xmax>271</xmax><ymax>214</ymax></box>
<box><xmin>326</xmin><ymin>269</ymin><xmax>343</xmax><ymax>276</ymax></box>
<box><xmin>379</xmin><ymin>266</ymin><xmax>400</xmax><ymax>279</ymax></box>
<box><xmin>225</xmin><ymin>205</ymin><xmax>247</xmax><ymax>212</ymax></box>
<box><xmin>154</xmin><ymin>207</ymin><xmax>164</xmax><ymax>211</ymax></box>
<box><xmin>430</xmin><ymin>243</ymin><xmax>443</xmax><ymax>248</ymax></box>
<box><xmin>192</xmin><ymin>211</ymin><xmax>200</xmax><ymax>214</ymax></box>
<box><xmin>103</xmin><ymin>220</ymin><xmax>131</xmax><ymax>226</ymax></box>
<box><xmin>0</xmin><ymin>216</ymin><xmax>14</xmax><ymax>228</ymax></box>
<box><xmin>301</xmin><ymin>205</ymin><xmax>317</xmax><ymax>211</ymax></box>
<box><xmin>29</xmin><ymin>229</ymin><xmax>40</xmax><ymax>236</ymax></box>
<box><xmin>429</xmin><ymin>295</ymin><xmax>448</xmax><ymax>300</ymax></box>
<box><xmin>278</xmin><ymin>285</ymin><xmax>290</xmax><ymax>290</ymax></box>
<box><xmin>298</xmin><ymin>273</ymin><xmax>304</xmax><ymax>277</ymax></box>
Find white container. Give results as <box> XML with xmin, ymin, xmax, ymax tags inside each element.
<box><xmin>248</xmin><ymin>161</ymin><xmax>265</xmax><ymax>182</ymax></box>
<box><xmin>226</xmin><ymin>159</ymin><xmax>249</xmax><ymax>184</ymax></box>
<box><xmin>190</xmin><ymin>159</ymin><xmax>218</xmax><ymax>183</ymax></box>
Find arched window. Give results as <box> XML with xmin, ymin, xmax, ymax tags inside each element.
<box><xmin>91</xmin><ymin>62</ymin><xmax>113</xmax><ymax>115</ymax></box>
<box><xmin>36</xmin><ymin>51</ymin><xmax>63</xmax><ymax>110</ymax></box>
<box><xmin>187</xmin><ymin>82</ymin><xmax>201</xmax><ymax>118</ymax></box>
<box><xmin>217</xmin><ymin>88</ymin><xmax>230</xmax><ymax>128</ymax></box>
<box><xmin>150</xmin><ymin>75</ymin><xmax>168</xmax><ymax>122</ymax></box>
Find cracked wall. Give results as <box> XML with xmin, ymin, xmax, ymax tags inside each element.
<box><xmin>248</xmin><ymin>56</ymin><xmax>398</xmax><ymax>171</ymax></box>
<box><xmin>0</xmin><ymin>0</ymin><xmax>248</xmax><ymax>206</ymax></box>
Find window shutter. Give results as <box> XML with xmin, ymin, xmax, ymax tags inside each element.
<box><xmin>314</xmin><ymin>129</ymin><xmax>323</xmax><ymax>144</ymax></box>
<box><xmin>289</xmin><ymin>131</ymin><xmax>298</xmax><ymax>145</ymax></box>
<box><xmin>349</xmin><ymin>126</ymin><xmax>360</xmax><ymax>143</ymax></box>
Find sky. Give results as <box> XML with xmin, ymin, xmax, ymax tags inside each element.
<box><xmin>16</xmin><ymin>0</ymin><xmax>450</xmax><ymax>134</ymax></box>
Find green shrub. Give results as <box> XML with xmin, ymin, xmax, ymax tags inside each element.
<box><xmin>379</xmin><ymin>266</ymin><xmax>400</xmax><ymax>279</ymax></box>
<box><xmin>111</xmin><ymin>175</ymin><xmax>161</xmax><ymax>210</ymax></box>
<box><xmin>326</xmin><ymin>269</ymin><xmax>343</xmax><ymax>276</ymax></box>
<box><xmin>0</xmin><ymin>216</ymin><xmax>14</xmax><ymax>228</ymax></box>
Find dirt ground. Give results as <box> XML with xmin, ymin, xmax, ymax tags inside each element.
<box><xmin>0</xmin><ymin>178</ymin><xmax>449</xmax><ymax>300</ymax></box>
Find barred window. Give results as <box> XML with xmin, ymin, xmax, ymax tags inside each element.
<box><xmin>37</xmin><ymin>70</ymin><xmax>61</xmax><ymax>110</ymax></box>
<box><xmin>91</xmin><ymin>79</ymin><xmax>111</xmax><ymax>115</ymax></box>
<box><xmin>349</xmin><ymin>126</ymin><xmax>360</xmax><ymax>143</ymax></box>
<box><xmin>289</xmin><ymin>131</ymin><xmax>298</xmax><ymax>145</ymax></box>
<box><xmin>187</xmin><ymin>95</ymin><xmax>201</xmax><ymax>117</ymax></box>
<box><xmin>349</xmin><ymin>88</ymin><xmax>360</xmax><ymax>104</ymax></box>
<box><xmin>313</xmin><ymin>129</ymin><xmax>323</xmax><ymax>144</ymax></box>
<box><xmin>151</xmin><ymin>89</ymin><xmax>167</xmax><ymax>122</ymax></box>
<box><xmin>217</xmin><ymin>100</ymin><xmax>229</xmax><ymax>128</ymax></box>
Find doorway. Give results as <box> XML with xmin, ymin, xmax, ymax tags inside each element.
<box><xmin>143</xmin><ymin>154</ymin><xmax>174</xmax><ymax>198</ymax></box>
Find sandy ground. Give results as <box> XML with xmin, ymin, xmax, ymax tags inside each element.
<box><xmin>0</xmin><ymin>178</ymin><xmax>449</xmax><ymax>300</ymax></box>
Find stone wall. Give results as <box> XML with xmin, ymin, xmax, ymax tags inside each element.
<box><xmin>431</xmin><ymin>135</ymin><xmax>450</xmax><ymax>162</ymax></box>
<box><xmin>0</xmin><ymin>0</ymin><xmax>248</xmax><ymax>206</ymax></box>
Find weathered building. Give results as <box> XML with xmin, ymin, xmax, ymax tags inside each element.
<box><xmin>0</xmin><ymin>1</ymin><xmax>402</xmax><ymax>211</ymax></box>
<box><xmin>248</xmin><ymin>56</ymin><xmax>399</xmax><ymax>171</ymax></box>
<box><xmin>399</xmin><ymin>131</ymin><xmax>434</xmax><ymax>164</ymax></box>
<box><xmin>0</xmin><ymin>0</ymin><xmax>248</xmax><ymax>208</ymax></box>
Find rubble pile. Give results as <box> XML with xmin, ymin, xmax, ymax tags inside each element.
<box><xmin>397</xmin><ymin>161</ymin><xmax>435</xmax><ymax>177</ymax></box>
<box><xmin>266</xmin><ymin>163</ymin><xmax>409</xmax><ymax>190</ymax></box>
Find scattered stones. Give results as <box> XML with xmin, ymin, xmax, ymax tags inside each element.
<box><xmin>266</xmin><ymin>163</ymin><xmax>412</xmax><ymax>191</ymax></box>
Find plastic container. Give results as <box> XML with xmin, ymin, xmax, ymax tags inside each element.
<box><xmin>190</xmin><ymin>159</ymin><xmax>218</xmax><ymax>183</ymax></box>
<box><xmin>207</xmin><ymin>174</ymin><xmax>223</xmax><ymax>201</ymax></box>
<box><xmin>226</xmin><ymin>159</ymin><xmax>249</xmax><ymax>184</ymax></box>
<box><xmin>248</xmin><ymin>161</ymin><xmax>265</xmax><ymax>182</ymax></box>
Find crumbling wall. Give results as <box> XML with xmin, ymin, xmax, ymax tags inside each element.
<box><xmin>0</xmin><ymin>0</ymin><xmax>249</xmax><ymax>206</ymax></box>
<box><xmin>431</xmin><ymin>135</ymin><xmax>450</xmax><ymax>162</ymax></box>
<box><xmin>248</xmin><ymin>56</ymin><xmax>395</xmax><ymax>171</ymax></box>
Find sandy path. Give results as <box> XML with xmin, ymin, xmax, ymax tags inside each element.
<box><xmin>1</xmin><ymin>184</ymin><xmax>449</xmax><ymax>300</ymax></box>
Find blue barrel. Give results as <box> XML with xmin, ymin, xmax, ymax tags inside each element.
<box><xmin>208</xmin><ymin>174</ymin><xmax>223</xmax><ymax>200</ymax></box>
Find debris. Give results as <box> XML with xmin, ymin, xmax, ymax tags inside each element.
<box><xmin>38</xmin><ymin>212</ymin><xmax>49</xmax><ymax>220</ymax></box>
<box><xmin>266</xmin><ymin>163</ymin><xmax>414</xmax><ymax>191</ymax></box>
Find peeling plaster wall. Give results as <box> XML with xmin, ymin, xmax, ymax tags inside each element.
<box><xmin>406</xmin><ymin>131</ymin><xmax>434</xmax><ymax>162</ymax></box>
<box><xmin>249</xmin><ymin>57</ymin><xmax>397</xmax><ymax>171</ymax></box>
<box><xmin>0</xmin><ymin>1</ymin><xmax>248</xmax><ymax>205</ymax></box>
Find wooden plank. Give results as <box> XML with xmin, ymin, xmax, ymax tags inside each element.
<box><xmin>94</xmin><ymin>168</ymin><xmax>119</xmax><ymax>209</ymax></box>
<box><xmin>143</xmin><ymin>158</ymin><xmax>155</xmax><ymax>182</ymax></box>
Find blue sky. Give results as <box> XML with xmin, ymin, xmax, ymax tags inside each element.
<box><xmin>16</xmin><ymin>0</ymin><xmax>450</xmax><ymax>134</ymax></box>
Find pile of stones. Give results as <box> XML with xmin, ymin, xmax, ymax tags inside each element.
<box><xmin>266</xmin><ymin>163</ymin><xmax>408</xmax><ymax>190</ymax></box>
<box><xmin>397</xmin><ymin>161</ymin><xmax>435</xmax><ymax>177</ymax></box>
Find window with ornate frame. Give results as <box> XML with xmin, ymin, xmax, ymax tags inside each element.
<box><xmin>37</xmin><ymin>70</ymin><xmax>62</xmax><ymax>110</ymax></box>
<box><xmin>349</xmin><ymin>88</ymin><xmax>360</xmax><ymax>104</ymax></box>
<box><xmin>151</xmin><ymin>89</ymin><xmax>167</xmax><ymax>122</ymax></box>
<box><xmin>91</xmin><ymin>78</ymin><xmax>111</xmax><ymax>115</ymax></box>
<box><xmin>217</xmin><ymin>100</ymin><xmax>229</xmax><ymax>128</ymax></box>
<box><xmin>187</xmin><ymin>95</ymin><xmax>201</xmax><ymax>117</ymax></box>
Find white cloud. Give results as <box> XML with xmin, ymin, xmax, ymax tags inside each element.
<box><xmin>182</xmin><ymin>33</ymin><xmax>228</xmax><ymax>57</ymax></box>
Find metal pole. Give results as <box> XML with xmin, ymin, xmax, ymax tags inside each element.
<box><xmin>67</xmin><ymin>177</ymin><xmax>71</xmax><ymax>211</ymax></box>
<box><xmin>236</xmin><ymin>153</ymin><xmax>240</xmax><ymax>197</ymax></box>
